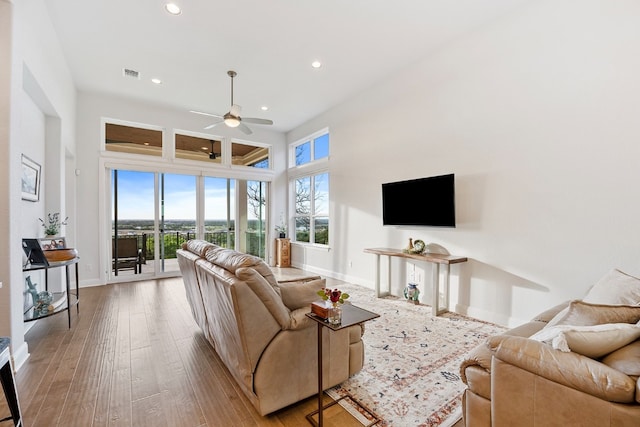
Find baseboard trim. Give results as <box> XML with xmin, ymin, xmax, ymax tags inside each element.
<box><xmin>12</xmin><ymin>341</ymin><xmax>30</xmax><ymax>371</ymax></box>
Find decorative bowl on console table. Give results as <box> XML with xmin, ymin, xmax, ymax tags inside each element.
<box><xmin>43</xmin><ymin>248</ymin><xmax>78</xmax><ymax>263</ymax></box>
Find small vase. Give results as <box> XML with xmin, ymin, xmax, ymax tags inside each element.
<box><xmin>36</xmin><ymin>291</ymin><xmax>54</xmax><ymax>313</ymax></box>
<box><xmin>404</xmin><ymin>283</ymin><xmax>420</xmax><ymax>304</ymax></box>
<box><xmin>328</xmin><ymin>303</ymin><xmax>342</xmax><ymax>325</ymax></box>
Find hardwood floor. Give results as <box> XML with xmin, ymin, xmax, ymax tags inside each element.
<box><xmin>1</xmin><ymin>272</ymin><xmax>465</xmax><ymax>426</ymax></box>
<box><xmin>2</xmin><ymin>276</ymin><xmax>365</xmax><ymax>427</ymax></box>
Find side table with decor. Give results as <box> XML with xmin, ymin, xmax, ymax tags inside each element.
<box><xmin>22</xmin><ymin>238</ymin><xmax>80</xmax><ymax>328</ymax></box>
<box><xmin>305</xmin><ymin>304</ymin><xmax>380</xmax><ymax>427</ymax></box>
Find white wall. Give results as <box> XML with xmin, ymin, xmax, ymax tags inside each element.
<box><xmin>74</xmin><ymin>92</ymin><xmax>287</xmax><ymax>286</ymax></box>
<box><xmin>2</xmin><ymin>0</ymin><xmax>77</xmax><ymax>366</ymax></box>
<box><xmin>288</xmin><ymin>0</ymin><xmax>640</xmax><ymax>326</ymax></box>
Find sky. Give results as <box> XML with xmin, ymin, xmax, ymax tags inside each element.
<box><xmin>113</xmin><ymin>171</ymin><xmax>238</xmax><ymax>220</ymax></box>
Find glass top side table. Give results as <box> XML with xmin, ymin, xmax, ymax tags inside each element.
<box><xmin>305</xmin><ymin>304</ymin><xmax>380</xmax><ymax>427</ymax></box>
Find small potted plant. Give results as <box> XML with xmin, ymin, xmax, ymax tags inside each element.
<box><xmin>39</xmin><ymin>212</ymin><xmax>68</xmax><ymax>237</ymax></box>
<box><xmin>275</xmin><ymin>223</ymin><xmax>287</xmax><ymax>238</ymax></box>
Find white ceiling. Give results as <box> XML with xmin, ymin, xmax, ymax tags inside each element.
<box><xmin>43</xmin><ymin>0</ymin><xmax>530</xmax><ymax>133</ymax></box>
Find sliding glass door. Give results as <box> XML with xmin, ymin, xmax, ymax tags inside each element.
<box><xmin>204</xmin><ymin>177</ymin><xmax>235</xmax><ymax>249</ymax></box>
<box><xmin>110</xmin><ymin>169</ymin><xmax>268</xmax><ymax>280</ymax></box>
<box><xmin>159</xmin><ymin>173</ymin><xmax>196</xmax><ymax>274</ymax></box>
<box><xmin>112</xmin><ymin>170</ymin><xmax>154</xmax><ymax>277</ymax></box>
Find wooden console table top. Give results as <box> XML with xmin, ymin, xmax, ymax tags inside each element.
<box><xmin>363</xmin><ymin>247</ymin><xmax>467</xmax><ymax>265</ymax></box>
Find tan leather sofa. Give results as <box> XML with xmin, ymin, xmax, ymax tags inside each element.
<box><xmin>460</xmin><ymin>301</ymin><xmax>640</xmax><ymax>426</ymax></box>
<box><xmin>177</xmin><ymin>240</ymin><xmax>365</xmax><ymax>415</ymax></box>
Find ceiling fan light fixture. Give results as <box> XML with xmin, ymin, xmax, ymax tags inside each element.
<box><xmin>223</xmin><ymin>112</ymin><xmax>240</xmax><ymax>127</ymax></box>
<box><xmin>224</xmin><ymin>117</ymin><xmax>240</xmax><ymax>127</ymax></box>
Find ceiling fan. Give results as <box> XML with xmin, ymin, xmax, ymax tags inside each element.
<box><xmin>208</xmin><ymin>140</ymin><xmax>219</xmax><ymax>160</ymax></box>
<box><xmin>190</xmin><ymin>70</ymin><xmax>273</xmax><ymax>135</ymax></box>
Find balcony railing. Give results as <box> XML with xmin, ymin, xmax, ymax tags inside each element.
<box><xmin>113</xmin><ymin>230</ymin><xmax>266</xmax><ymax>264</ymax></box>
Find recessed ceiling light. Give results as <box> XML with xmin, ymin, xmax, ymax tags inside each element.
<box><xmin>311</xmin><ymin>61</ymin><xmax>322</xmax><ymax>69</ymax></box>
<box><xmin>151</xmin><ymin>78</ymin><xmax>162</xmax><ymax>85</ymax></box>
<box><xmin>165</xmin><ymin>3</ymin><xmax>182</xmax><ymax>15</ymax></box>
<box><xmin>201</xmin><ymin>146</ymin><xmax>208</xmax><ymax>150</ymax></box>
<box><xmin>261</xmin><ymin>106</ymin><xmax>269</xmax><ymax>111</ymax></box>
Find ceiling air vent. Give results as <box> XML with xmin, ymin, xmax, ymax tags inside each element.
<box><xmin>122</xmin><ymin>68</ymin><xmax>140</xmax><ymax>79</ymax></box>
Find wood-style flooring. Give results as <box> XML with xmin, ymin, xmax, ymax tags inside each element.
<box><xmin>1</xmin><ymin>272</ymin><xmax>464</xmax><ymax>427</ymax></box>
<box><xmin>1</xmin><ymin>276</ymin><xmax>348</xmax><ymax>426</ymax></box>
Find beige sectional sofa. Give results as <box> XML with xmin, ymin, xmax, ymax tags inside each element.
<box><xmin>176</xmin><ymin>240</ymin><xmax>365</xmax><ymax>415</ymax></box>
<box><xmin>460</xmin><ymin>269</ymin><xmax>640</xmax><ymax>426</ymax></box>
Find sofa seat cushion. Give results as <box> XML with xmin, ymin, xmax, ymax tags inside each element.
<box><xmin>602</xmin><ymin>340</ymin><xmax>640</xmax><ymax>376</ymax></box>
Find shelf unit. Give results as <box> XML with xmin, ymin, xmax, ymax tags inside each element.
<box><xmin>23</xmin><ymin>257</ymin><xmax>80</xmax><ymax>328</ymax></box>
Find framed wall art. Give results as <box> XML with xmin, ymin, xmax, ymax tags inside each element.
<box><xmin>21</xmin><ymin>154</ymin><xmax>41</xmax><ymax>202</ymax></box>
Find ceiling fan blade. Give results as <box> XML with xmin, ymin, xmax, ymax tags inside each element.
<box><xmin>190</xmin><ymin>110</ymin><xmax>223</xmax><ymax>119</ymax></box>
<box><xmin>238</xmin><ymin>123</ymin><xmax>253</xmax><ymax>135</ymax></box>
<box><xmin>230</xmin><ymin>104</ymin><xmax>241</xmax><ymax>116</ymax></box>
<box><xmin>242</xmin><ymin>117</ymin><xmax>274</xmax><ymax>125</ymax></box>
<box><xmin>204</xmin><ymin>119</ymin><xmax>224</xmax><ymax>130</ymax></box>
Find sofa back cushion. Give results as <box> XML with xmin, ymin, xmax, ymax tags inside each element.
<box><xmin>195</xmin><ymin>261</ymin><xmax>281</xmax><ymax>391</ymax></box>
<box><xmin>204</xmin><ymin>246</ymin><xmax>280</xmax><ymax>292</ymax></box>
<box><xmin>182</xmin><ymin>239</ymin><xmax>218</xmax><ymax>257</ymax></box>
<box><xmin>279</xmin><ymin>278</ymin><xmax>326</xmax><ymax>311</ymax></box>
<box><xmin>236</xmin><ymin>267</ymin><xmax>290</xmax><ymax>328</ymax></box>
<box><xmin>583</xmin><ymin>269</ymin><xmax>640</xmax><ymax>305</ymax></box>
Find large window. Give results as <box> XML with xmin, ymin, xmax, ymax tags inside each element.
<box><xmin>290</xmin><ymin>130</ymin><xmax>330</xmax><ymax>245</ymax></box>
<box><xmin>104</xmin><ymin>121</ymin><xmax>273</xmax><ymax>280</ymax></box>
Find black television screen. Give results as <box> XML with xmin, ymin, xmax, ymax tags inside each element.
<box><xmin>382</xmin><ymin>174</ymin><xmax>455</xmax><ymax>227</ymax></box>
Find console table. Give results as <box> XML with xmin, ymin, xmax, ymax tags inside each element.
<box><xmin>23</xmin><ymin>257</ymin><xmax>79</xmax><ymax>328</ymax></box>
<box><xmin>364</xmin><ymin>248</ymin><xmax>467</xmax><ymax>315</ymax></box>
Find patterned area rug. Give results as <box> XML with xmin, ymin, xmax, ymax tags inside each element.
<box><xmin>327</xmin><ymin>283</ymin><xmax>506</xmax><ymax>427</ymax></box>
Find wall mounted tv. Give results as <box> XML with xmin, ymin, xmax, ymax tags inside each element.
<box><xmin>382</xmin><ymin>173</ymin><xmax>455</xmax><ymax>227</ymax></box>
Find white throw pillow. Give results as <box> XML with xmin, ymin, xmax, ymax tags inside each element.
<box><xmin>530</xmin><ymin>321</ymin><xmax>640</xmax><ymax>359</ymax></box>
<box><xmin>582</xmin><ymin>269</ymin><xmax>640</xmax><ymax>305</ymax></box>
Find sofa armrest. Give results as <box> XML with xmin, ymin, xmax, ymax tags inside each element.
<box><xmin>489</xmin><ymin>335</ymin><xmax>636</xmax><ymax>403</ymax></box>
<box><xmin>460</xmin><ymin>341</ymin><xmax>492</xmax><ymax>385</ymax></box>
<box><xmin>288</xmin><ymin>307</ymin><xmax>315</xmax><ymax>330</ymax></box>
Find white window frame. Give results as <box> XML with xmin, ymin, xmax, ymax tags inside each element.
<box><xmin>288</xmin><ymin>128</ymin><xmax>330</xmax><ymax>246</ymax></box>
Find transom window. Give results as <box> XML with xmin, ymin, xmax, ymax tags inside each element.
<box><xmin>294</xmin><ymin>132</ymin><xmax>329</xmax><ymax>166</ymax></box>
<box><xmin>105</xmin><ymin>123</ymin><xmax>163</xmax><ymax>157</ymax></box>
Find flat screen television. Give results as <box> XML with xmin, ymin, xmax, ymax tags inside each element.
<box><xmin>382</xmin><ymin>173</ymin><xmax>455</xmax><ymax>227</ymax></box>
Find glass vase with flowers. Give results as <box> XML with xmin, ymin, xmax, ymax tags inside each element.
<box><xmin>317</xmin><ymin>287</ymin><xmax>350</xmax><ymax>325</ymax></box>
